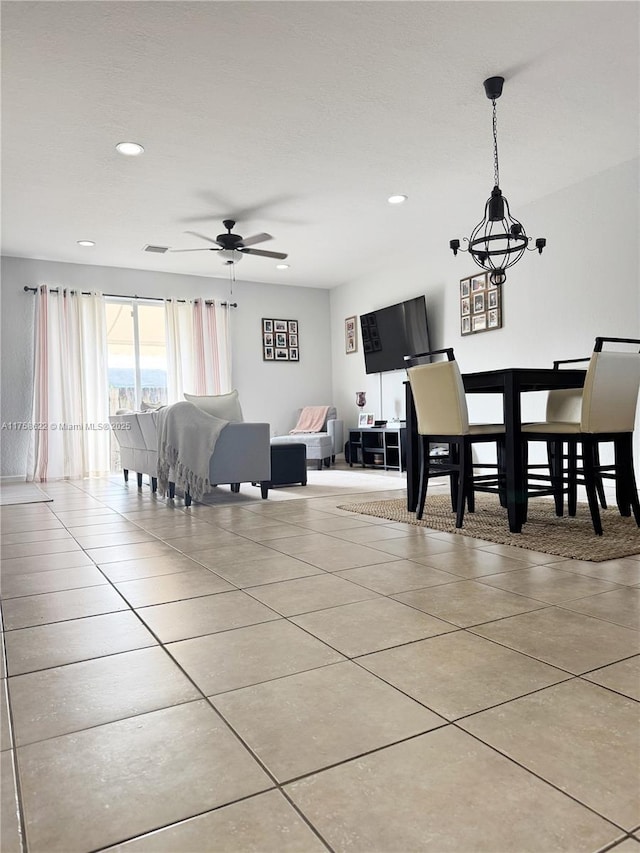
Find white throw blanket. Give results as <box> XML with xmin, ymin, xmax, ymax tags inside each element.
<box><xmin>156</xmin><ymin>401</ymin><xmax>228</xmax><ymax>501</ymax></box>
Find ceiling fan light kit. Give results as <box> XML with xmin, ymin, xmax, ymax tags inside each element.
<box><xmin>450</xmin><ymin>76</ymin><xmax>546</xmax><ymax>286</ymax></box>
<box><xmin>171</xmin><ymin>219</ymin><xmax>288</xmax><ymax>265</ymax></box>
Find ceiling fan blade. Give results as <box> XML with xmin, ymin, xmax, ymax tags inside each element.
<box><xmin>239</xmin><ymin>232</ymin><xmax>272</xmax><ymax>247</ymax></box>
<box><xmin>169</xmin><ymin>247</ymin><xmax>220</xmax><ymax>253</ymax></box>
<box><xmin>184</xmin><ymin>230</ymin><xmax>222</xmax><ymax>246</ymax></box>
<box><xmin>241</xmin><ymin>248</ymin><xmax>288</xmax><ymax>260</ymax></box>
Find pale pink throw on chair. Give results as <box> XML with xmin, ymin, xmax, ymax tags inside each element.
<box><xmin>290</xmin><ymin>406</ymin><xmax>329</xmax><ymax>434</ymax></box>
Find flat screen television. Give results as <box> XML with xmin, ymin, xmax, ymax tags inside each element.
<box><xmin>360</xmin><ymin>295</ymin><xmax>431</xmax><ymax>374</ymax></box>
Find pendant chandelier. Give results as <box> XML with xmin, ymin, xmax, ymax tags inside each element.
<box><xmin>449</xmin><ymin>76</ymin><xmax>546</xmax><ymax>286</ymax></box>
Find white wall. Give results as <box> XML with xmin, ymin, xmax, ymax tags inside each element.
<box><xmin>330</xmin><ymin>159</ymin><xmax>640</xmax><ymax>443</ymax></box>
<box><xmin>2</xmin><ymin>159</ymin><xmax>638</xmax><ymax>478</ymax></box>
<box><xmin>0</xmin><ymin>257</ymin><xmax>332</xmax><ymax>478</ymax></box>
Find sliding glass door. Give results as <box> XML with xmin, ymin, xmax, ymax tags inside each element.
<box><xmin>105</xmin><ymin>299</ymin><xmax>168</xmax><ymax>414</ymax></box>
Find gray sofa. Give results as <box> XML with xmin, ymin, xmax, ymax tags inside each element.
<box><xmin>108</xmin><ymin>411</ymin><xmax>271</xmax><ymax>501</ymax></box>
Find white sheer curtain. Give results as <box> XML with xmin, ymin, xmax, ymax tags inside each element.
<box><xmin>165</xmin><ymin>298</ymin><xmax>231</xmax><ymax>400</ymax></box>
<box><xmin>28</xmin><ymin>285</ymin><xmax>110</xmax><ymax>481</ymax></box>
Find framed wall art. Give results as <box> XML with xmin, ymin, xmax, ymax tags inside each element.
<box><xmin>459</xmin><ymin>273</ymin><xmax>503</xmax><ymax>336</ymax></box>
<box><xmin>345</xmin><ymin>315</ymin><xmax>358</xmax><ymax>353</ymax></box>
<box><xmin>262</xmin><ymin>318</ymin><xmax>300</xmax><ymax>361</ymax></box>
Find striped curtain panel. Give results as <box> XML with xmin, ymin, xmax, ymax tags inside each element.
<box><xmin>28</xmin><ymin>285</ymin><xmax>110</xmax><ymax>480</ymax></box>
<box><xmin>165</xmin><ymin>299</ymin><xmax>231</xmax><ymax>400</ymax></box>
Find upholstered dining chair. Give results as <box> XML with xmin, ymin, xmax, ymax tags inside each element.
<box><xmin>406</xmin><ymin>348</ymin><xmax>504</xmax><ymax>528</ymax></box>
<box><xmin>543</xmin><ymin>357</ymin><xmax>607</xmax><ymax>515</ymax></box>
<box><xmin>523</xmin><ymin>337</ymin><xmax>640</xmax><ymax>535</ymax></box>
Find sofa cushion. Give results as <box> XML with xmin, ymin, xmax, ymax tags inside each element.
<box><xmin>184</xmin><ymin>389</ymin><xmax>244</xmax><ymax>423</ymax></box>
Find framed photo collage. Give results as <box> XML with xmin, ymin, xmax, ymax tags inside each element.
<box><xmin>460</xmin><ymin>273</ymin><xmax>503</xmax><ymax>336</ymax></box>
<box><xmin>262</xmin><ymin>318</ymin><xmax>299</xmax><ymax>361</ymax></box>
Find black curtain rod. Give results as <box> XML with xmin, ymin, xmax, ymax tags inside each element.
<box><xmin>23</xmin><ymin>286</ymin><xmax>237</xmax><ymax>308</ymax></box>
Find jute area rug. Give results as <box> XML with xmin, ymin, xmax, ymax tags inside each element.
<box><xmin>338</xmin><ymin>494</ymin><xmax>640</xmax><ymax>562</ymax></box>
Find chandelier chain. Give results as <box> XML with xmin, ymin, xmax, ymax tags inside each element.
<box><xmin>492</xmin><ymin>98</ymin><xmax>500</xmax><ymax>188</ymax></box>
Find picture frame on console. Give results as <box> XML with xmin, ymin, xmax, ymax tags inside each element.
<box><xmin>358</xmin><ymin>412</ymin><xmax>375</xmax><ymax>427</ymax></box>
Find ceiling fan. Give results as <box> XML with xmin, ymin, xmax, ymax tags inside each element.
<box><xmin>171</xmin><ymin>219</ymin><xmax>288</xmax><ymax>264</ymax></box>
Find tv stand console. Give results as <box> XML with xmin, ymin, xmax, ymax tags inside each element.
<box><xmin>348</xmin><ymin>426</ymin><xmax>406</xmax><ymax>472</ymax></box>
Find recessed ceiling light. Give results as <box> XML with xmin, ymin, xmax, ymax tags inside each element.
<box><xmin>276</xmin><ymin>264</ymin><xmax>290</xmax><ymax>270</ymax></box>
<box><xmin>388</xmin><ymin>194</ymin><xmax>408</xmax><ymax>204</ymax></box>
<box><xmin>115</xmin><ymin>141</ymin><xmax>144</xmax><ymax>156</ymax></box>
<box><xmin>77</xmin><ymin>240</ymin><xmax>95</xmax><ymax>247</ymax></box>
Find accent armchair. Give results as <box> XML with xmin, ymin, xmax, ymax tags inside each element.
<box><xmin>271</xmin><ymin>406</ymin><xmax>344</xmax><ymax>470</ymax></box>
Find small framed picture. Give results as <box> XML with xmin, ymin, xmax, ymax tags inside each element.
<box><xmin>262</xmin><ymin>319</ymin><xmax>273</xmax><ymax>333</ymax></box>
<box><xmin>345</xmin><ymin>315</ymin><xmax>358</xmax><ymax>354</ymax></box>
<box><xmin>461</xmin><ymin>316</ymin><xmax>471</xmax><ymax>335</ymax></box>
<box><xmin>275</xmin><ymin>348</ymin><xmax>289</xmax><ymax>359</ymax></box>
<box><xmin>275</xmin><ymin>332</ymin><xmax>287</xmax><ymax>348</ymax></box>
<box><xmin>471</xmin><ymin>276</ymin><xmax>486</xmax><ymax>292</ymax></box>
<box><xmin>460</xmin><ymin>280</ymin><xmax>470</xmax><ymax>298</ymax></box>
<box><xmin>289</xmin><ymin>334</ymin><xmax>298</xmax><ymax>347</ymax></box>
<box><xmin>289</xmin><ymin>347</ymin><xmax>299</xmax><ymax>361</ymax></box>
<box><xmin>264</xmin><ymin>333</ymin><xmax>274</xmax><ymax>347</ymax></box>
<box><xmin>358</xmin><ymin>412</ymin><xmax>375</xmax><ymax>428</ymax></box>
<box><xmin>288</xmin><ymin>320</ymin><xmax>298</xmax><ymax>334</ymax></box>
<box><xmin>461</xmin><ymin>298</ymin><xmax>470</xmax><ymax>316</ymax></box>
<box><xmin>487</xmin><ymin>309</ymin><xmax>500</xmax><ymax>328</ymax></box>
<box><xmin>473</xmin><ymin>293</ymin><xmax>485</xmax><ymax>313</ymax></box>
<box><xmin>274</xmin><ymin>320</ymin><xmax>287</xmax><ymax>333</ymax></box>
<box><xmin>263</xmin><ymin>346</ymin><xmax>274</xmax><ymax>360</ymax></box>
<box><xmin>472</xmin><ymin>314</ymin><xmax>487</xmax><ymax>332</ymax></box>
<box><xmin>488</xmin><ymin>289</ymin><xmax>498</xmax><ymax>309</ymax></box>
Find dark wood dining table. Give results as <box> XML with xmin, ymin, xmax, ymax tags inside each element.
<box><xmin>405</xmin><ymin>367</ymin><xmax>587</xmax><ymax>533</ymax></box>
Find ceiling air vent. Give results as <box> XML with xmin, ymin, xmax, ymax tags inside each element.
<box><xmin>143</xmin><ymin>244</ymin><xmax>169</xmax><ymax>254</ymax></box>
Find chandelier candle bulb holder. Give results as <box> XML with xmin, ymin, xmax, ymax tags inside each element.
<box><xmin>450</xmin><ymin>76</ymin><xmax>546</xmax><ymax>285</ymax></box>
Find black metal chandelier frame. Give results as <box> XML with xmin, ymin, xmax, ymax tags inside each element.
<box><xmin>450</xmin><ymin>76</ymin><xmax>546</xmax><ymax>286</ymax></box>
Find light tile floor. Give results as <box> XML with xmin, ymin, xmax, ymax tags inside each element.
<box><xmin>1</xmin><ymin>469</ymin><xmax>639</xmax><ymax>853</ymax></box>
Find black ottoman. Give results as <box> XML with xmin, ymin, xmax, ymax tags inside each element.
<box><xmin>268</xmin><ymin>442</ymin><xmax>307</xmax><ymax>487</ymax></box>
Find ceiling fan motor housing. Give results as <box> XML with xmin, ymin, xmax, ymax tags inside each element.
<box><xmin>217</xmin><ymin>220</ymin><xmax>243</xmax><ymax>249</ymax></box>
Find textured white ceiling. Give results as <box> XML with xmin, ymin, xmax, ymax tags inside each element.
<box><xmin>2</xmin><ymin>1</ymin><xmax>638</xmax><ymax>288</ymax></box>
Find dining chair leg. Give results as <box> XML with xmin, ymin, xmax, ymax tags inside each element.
<box><xmin>464</xmin><ymin>443</ymin><xmax>475</xmax><ymax>513</ymax></box>
<box><xmin>567</xmin><ymin>443</ymin><xmax>578</xmax><ymax>517</ymax></box>
<box><xmin>549</xmin><ymin>439</ymin><xmax>564</xmax><ymax>517</ymax></box>
<box><xmin>449</xmin><ymin>443</ymin><xmax>459</xmax><ymax>513</ymax></box>
<box><xmin>582</xmin><ymin>437</ymin><xmax>603</xmax><ymax>535</ymax></box>
<box><xmin>593</xmin><ymin>444</ymin><xmax>607</xmax><ymax>510</ymax></box>
<box><xmin>614</xmin><ymin>434</ymin><xmax>640</xmax><ymax>525</ymax></box>
<box><xmin>455</xmin><ymin>439</ymin><xmax>467</xmax><ymax>528</ymax></box>
<box><xmin>520</xmin><ymin>441</ymin><xmax>530</xmax><ymax>525</ymax></box>
<box><xmin>416</xmin><ymin>435</ymin><xmax>430</xmax><ymax>520</ymax></box>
